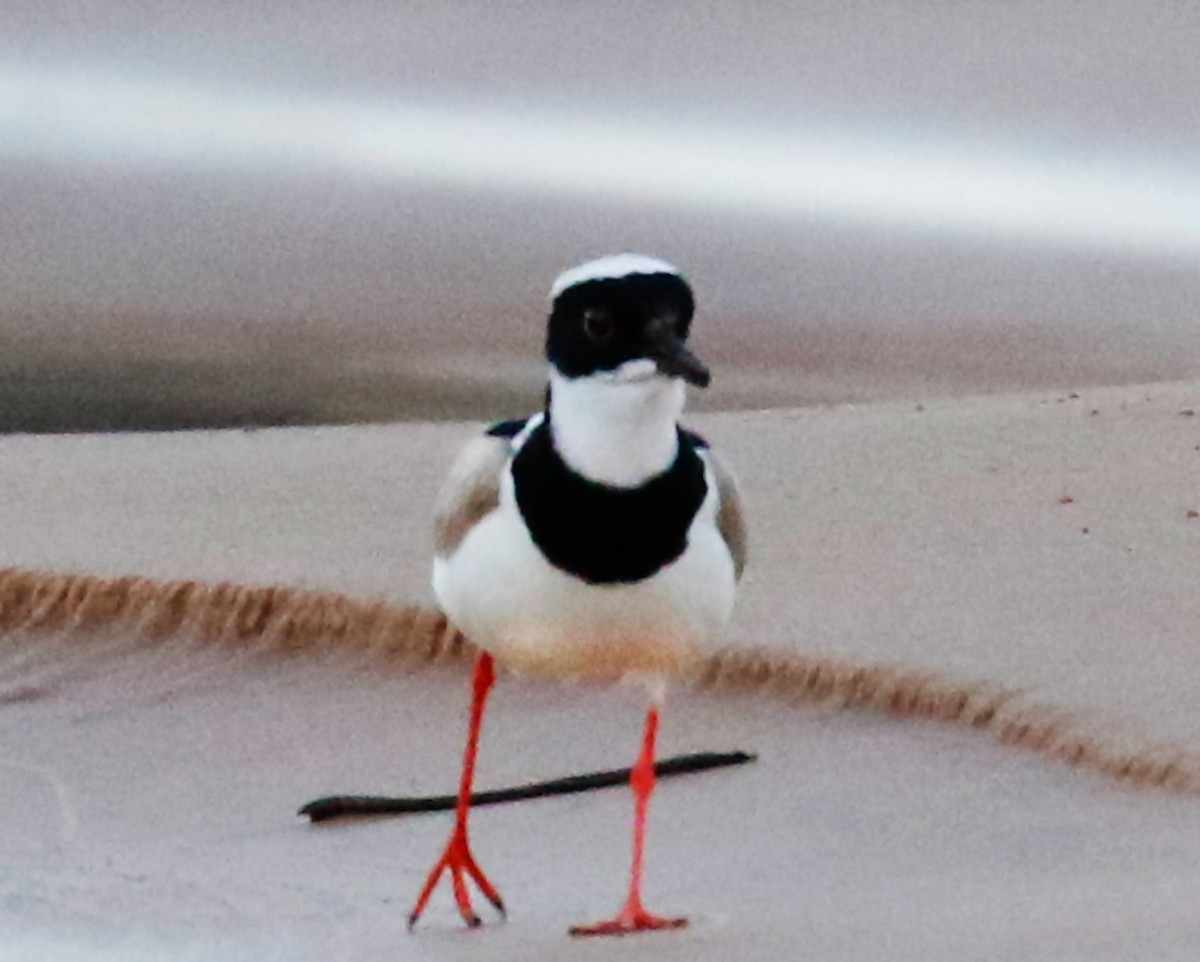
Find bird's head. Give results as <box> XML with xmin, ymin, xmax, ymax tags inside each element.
<box><xmin>545</xmin><ymin>254</ymin><xmax>710</xmax><ymax>392</ymax></box>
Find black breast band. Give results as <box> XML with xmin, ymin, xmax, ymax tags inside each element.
<box><xmin>510</xmin><ymin>419</ymin><xmax>709</xmax><ymax>585</ymax></box>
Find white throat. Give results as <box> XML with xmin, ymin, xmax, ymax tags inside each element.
<box><xmin>548</xmin><ymin>364</ymin><xmax>686</xmax><ymax>487</ymax></box>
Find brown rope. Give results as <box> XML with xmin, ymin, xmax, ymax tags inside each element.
<box><xmin>2</xmin><ymin>566</ymin><xmax>1197</xmax><ymax>796</ymax></box>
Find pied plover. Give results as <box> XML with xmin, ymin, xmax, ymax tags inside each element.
<box><xmin>409</xmin><ymin>253</ymin><xmax>746</xmax><ymax>936</ymax></box>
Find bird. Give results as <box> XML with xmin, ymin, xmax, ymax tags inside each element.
<box><xmin>408</xmin><ymin>252</ymin><xmax>746</xmax><ymax>937</ymax></box>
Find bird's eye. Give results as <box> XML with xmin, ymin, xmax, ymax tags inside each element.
<box><xmin>582</xmin><ymin>310</ymin><xmax>615</xmax><ymax>343</ymax></box>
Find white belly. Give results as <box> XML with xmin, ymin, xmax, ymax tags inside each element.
<box><xmin>432</xmin><ymin>471</ymin><xmax>736</xmax><ymax>682</ymax></box>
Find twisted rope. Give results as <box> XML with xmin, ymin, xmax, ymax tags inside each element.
<box><xmin>2</xmin><ymin>566</ymin><xmax>1197</xmax><ymax>796</ymax></box>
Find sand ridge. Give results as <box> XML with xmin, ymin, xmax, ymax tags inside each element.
<box><xmin>3</xmin><ymin>566</ymin><xmax>1198</xmax><ymax>797</ymax></box>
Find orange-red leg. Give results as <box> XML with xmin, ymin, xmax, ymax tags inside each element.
<box><xmin>408</xmin><ymin>652</ymin><xmax>505</xmax><ymax>930</ymax></box>
<box><xmin>569</xmin><ymin>704</ymin><xmax>687</xmax><ymax>937</ymax></box>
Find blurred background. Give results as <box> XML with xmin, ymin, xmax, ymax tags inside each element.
<box><xmin>2</xmin><ymin>0</ymin><xmax>1199</xmax><ymax>432</ymax></box>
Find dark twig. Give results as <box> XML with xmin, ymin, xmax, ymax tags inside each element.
<box><xmin>298</xmin><ymin>750</ymin><xmax>756</xmax><ymax>823</ymax></box>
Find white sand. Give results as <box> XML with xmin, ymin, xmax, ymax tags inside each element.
<box><xmin>3</xmin><ymin>381</ymin><xmax>1200</xmax><ymax>960</ymax></box>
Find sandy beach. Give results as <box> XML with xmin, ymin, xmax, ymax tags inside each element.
<box><xmin>5</xmin><ymin>1</ymin><xmax>1200</xmax><ymax>956</ymax></box>
<box><xmin>3</xmin><ymin>379</ymin><xmax>1199</xmax><ymax>960</ymax></box>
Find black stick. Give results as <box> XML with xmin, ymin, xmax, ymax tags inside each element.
<box><xmin>298</xmin><ymin>750</ymin><xmax>756</xmax><ymax>823</ymax></box>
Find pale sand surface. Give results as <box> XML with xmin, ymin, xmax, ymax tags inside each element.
<box><xmin>2</xmin><ymin>380</ymin><xmax>1200</xmax><ymax>959</ymax></box>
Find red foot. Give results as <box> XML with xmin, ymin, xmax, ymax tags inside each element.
<box><xmin>407</xmin><ymin>829</ymin><xmax>505</xmax><ymax>930</ymax></box>
<box><xmin>570</xmin><ymin>902</ymin><xmax>688</xmax><ymax>938</ymax></box>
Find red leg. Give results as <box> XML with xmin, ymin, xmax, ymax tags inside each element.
<box><xmin>408</xmin><ymin>652</ymin><xmax>505</xmax><ymax>930</ymax></box>
<box><xmin>569</xmin><ymin>704</ymin><xmax>688</xmax><ymax>937</ymax></box>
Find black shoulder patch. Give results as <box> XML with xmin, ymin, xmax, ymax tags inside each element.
<box><xmin>486</xmin><ymin>418</ymin><xmax>529</xmax><ymax>439</ymax></box>
<box><xmin>679</xmin><ymin>427</ymin><xmax>709</xmax><ymax>450</ymax></box>
<box><xmin>510</xmin><ymin>422</ymin><xmax>709</xmax><ymax>584</ymax></box>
